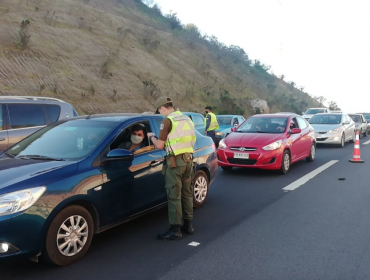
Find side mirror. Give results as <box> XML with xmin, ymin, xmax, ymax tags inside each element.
<box><xmin>231</xmin><ymin>127</ymin><xmax>236</xmax><ymax>132</ymax></box>
<box><xmin>302</xmin><ymin>112</ymin><xmax>305</xmax><ymax>115</ymax></box>
<box><xmin>290</xmin><ymin>128</ymin><xmax>302</xmax><ymax>134</ymax></box>
<box><xmin>105</xmin><ymin>149</ymin><xmax>133</xmax><ymax>162</ymax></box>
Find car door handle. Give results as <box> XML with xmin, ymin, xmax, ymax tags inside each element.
<box><xmin>0</xmin><ymin>138</ymin><xmax>5</xmax><ymax>142</ymax></box>
<box><xmin>150</xmin><ymin>160</ymin><xmax>162</xmax><ymax>167</ymax></box>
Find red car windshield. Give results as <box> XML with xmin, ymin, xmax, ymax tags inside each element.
<box><xmin>236</xmin><ymin>117</ymin><xmax>289</xmax><ymax>133</ymax></box>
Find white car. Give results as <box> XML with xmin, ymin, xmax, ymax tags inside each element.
<box><xmin>302</xmin><ymin>108</ymin><xmax>331</xmax><ymax>121</ymax></box>
<box><xmin>309</xmin><ymin>113</ymin><xmax>356</xmax><ymax>148</ymax></box>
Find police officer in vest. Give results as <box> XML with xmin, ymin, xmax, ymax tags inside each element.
<box><xmin>147</xmin><ymin>96</ymin><xmax>196</xmax><ymax>241</ymax></box>
<box><xmin>204</xmin><ymin>106</ymin><xmax>219</xmax><ymax>143</ymax></box>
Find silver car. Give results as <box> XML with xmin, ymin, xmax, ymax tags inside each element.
<box><xmin>349</xmin><ymin>114</ymin><xmax>369</xmax><ymax>138</ymax></box>
<box><xmin>0</xmin><ymin>96</ymin><xmax>78</xmax><ymax>152</ymax></box>
<box><xmin>309</xmin><ymin>113</ymin><xmax>356</xmax><ymax>148</ymax></box>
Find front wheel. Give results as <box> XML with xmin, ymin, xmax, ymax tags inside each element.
<box><xmin>339</xmin><ymin>133</ymin><xmax>346</xmax><ymax>147</ymax></box>
<box><xmin>280</xmin><ymin>150</ymin><xmax>291</xmax><ymax>174</ymax></box>
<box><xmin>193</xmin><ymin>170</ymin><xmax>209</xmax><ymax>208</ymax></box>
<box><xmin>43</xmin><ymin>205</ymin><xmax>94</xmax><ymax>266</ymax></box>
<box><xmin>363</xmin><ymin>129</ymin><xmax>368</xmax><ymax>137</ymax></box>
<box><xmin>306</xmin><ymin>143</ymin><xmax>316</xmax><ymax>162</ymax></box>
<box><xmin>359</xmin><ymin>129</ymin><xmax>363</xmax><ymax>139</ymax></box>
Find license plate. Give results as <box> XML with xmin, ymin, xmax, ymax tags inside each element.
<box><xmin>234</xmin><ymin>153</ymin><xmax>249</xmax><ymax>159</ymax></box>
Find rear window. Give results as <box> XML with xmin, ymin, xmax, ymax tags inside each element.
<box><xmin>8</xmin><ymin>104</ymin><xmax>46</xmax><ymax>129</ymax></box>
<box><xmin>44</xmin><ymin>105</ymin><xmax>61</xmax><ymax>123</ymax></box>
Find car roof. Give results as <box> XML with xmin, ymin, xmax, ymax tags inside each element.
<box><xmin>70</xmin><ymin>113</ymin><xmax>163</xmax><ymax>122</ymax></box>
<box><xmin>251</xmin><ymin>113</ymin><xmax>297</xmax><ymax>117</ymax></box>
<box><xmin>182</xmin><ymin>112</ymin><xmax>203</xmax><ymax>115</ymax></box>
<box><xmin>306</xmin><ymin>107</ymin><xmax>329</xmax><ymax>110</ymax></box>
<box><xmin>314</xmin><ymin>113</ymin><xmax>343</xmax><ymax>115</ymax></box>
<box><xmin>216</xmin><ymin>115</ymin><xmax>243</xmax><ymax>117</ymax></box>
<box><xmin>0</xmin><ymin>96</ymin><xmax>67</xmax><ymax>104</ymax></box>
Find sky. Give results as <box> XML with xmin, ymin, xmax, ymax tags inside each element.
<box><xmin>152</xmin><ymin>0</ymin><xmax>370</xmax><ymax>113</ymax></box>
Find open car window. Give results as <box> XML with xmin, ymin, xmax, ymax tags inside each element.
<box><xmin>109</xmin><ymin>121</ymin><xmax>155</xmax><ymax>155</ymax></box>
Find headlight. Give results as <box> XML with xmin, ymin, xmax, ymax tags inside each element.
<box><xmin>262</xmin><ymin>140</ymin><xmax>282</xmax><ymax>151</ymax></box>
<box><xmin>215</xmin><ymin>132</ymin><xmax>223</xmax><ymax>136</ymax></box>
<box><xmin>218</xmin><ymin>139</ymin><xmax>227</xmax><ymax>149</ymax></box>
<box><xmin>0</xmin><ymin>187</ymin><xmax>46</xmax><ymax>217</ymax></box>
<box><xmin>329</xmin><ymin>129</ymin><xmax>340</xmax><ymax>134</ymax></box>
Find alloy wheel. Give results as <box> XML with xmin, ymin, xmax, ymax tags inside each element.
<box><xmin>194</xmin><ymin>175</ymin><xmax>208</xmax><ymax>204</ymax></box>
<box><xmin>57</xmin><ymin>215</ymin><xmax>89</xmax><ymax>257</ymax></box>
<box><xmin>311</xmin><ymin>144</ymin><xmax>316</xmax><ymax>159</ymax></box>
<box><xmin>284</xmin><ymin>153</ymin><xmax>290</xmax><ymax>171</ymax></box>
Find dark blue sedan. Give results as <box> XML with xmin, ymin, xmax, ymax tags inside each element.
<box><xmin>0</xmin><ymin>114</ymin><xmax>217</xmax><ymax>266</ymax></box>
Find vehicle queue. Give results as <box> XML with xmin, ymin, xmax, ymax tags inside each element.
<box><xmin>0</xmin><ymin>96</ymin><xmax>369</xmax><ymax>266</ymax></box>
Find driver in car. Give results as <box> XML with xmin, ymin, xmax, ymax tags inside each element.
<box><xmin>118</xmin><ymin>124</ymin><xmax>147</xmax><ymax>152</ymax></box>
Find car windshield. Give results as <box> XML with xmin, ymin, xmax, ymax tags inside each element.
<box><xmin>236</xmin><ymin>117</ymin><xmax>288</xmax><ymax>133</ymax></box>
<box><xmin>358</xmin><ymin>113</ymin><xmax>370</xmax><ymax>121</ymax></box>
<box><xmin>305</xmin><ymin>109</ymin><xmax>325</xmax><ymax>114</ymax></box>
<box><xmin>6</xmin><ymin>120</ymin><xmax>117</xmax><ymax>160</ymax></box>
<box><xmin>217</xmin><ymin>117</ymin><xmax>232</xmax><ymax>126</ymax></box>
<box><xmin>349</xmin><ymin>115</ymin><xmax>362</xmax><ymax>123</ymax></box>
<box><xmin>309</xmin><ymin>114</ymin><xmax>342</xmax><ymax>124</ymax></box>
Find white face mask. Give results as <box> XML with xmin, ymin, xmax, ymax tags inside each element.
<box><xmin>131</xmin><ymin>135</ymin><xmax>144</xmax><ymax>144</ymax></box>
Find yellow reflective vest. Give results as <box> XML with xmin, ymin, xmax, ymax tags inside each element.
<box><xmin>165</xmin><ymin>111</ymin><xmax>196</xmax><ymax>156</ymax></box>
<box><xmin>205</xmin><ymin>112</ymin><xmax>219</xmax><ymax>131</ymax></box>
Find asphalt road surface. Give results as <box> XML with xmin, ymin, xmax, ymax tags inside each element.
<box><xmin>2</xmin><ymin>138</ymin><xmax>370</xmax><ymax>280</ymax></box>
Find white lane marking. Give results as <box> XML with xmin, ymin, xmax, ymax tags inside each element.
<box><xmin>363</xmin><ymin>140</ymin><xmax>370</xmax><ymax>145</ymax></box>
<box><xmin>282</xmin><ymin>160</ymin><xmax>339</xmax><ymax>191</ymax></box>
<box><xmin>188</xmin><ymin>242</ymin><xmax>200</xmax><ymax>247</ymax></box>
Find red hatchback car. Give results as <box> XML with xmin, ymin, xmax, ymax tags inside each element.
<box><xmin>217</xmin><ymin>113</ymin><xmax>316</xmax><ymax>174</ymax></box>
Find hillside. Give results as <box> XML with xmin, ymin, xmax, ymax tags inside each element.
<box><xmin>0</xmin><ymin>0</ymin><xmax>319</xmax><ymax>115</ymax></box>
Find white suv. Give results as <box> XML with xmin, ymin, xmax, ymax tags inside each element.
<box><xmin>0</xmin><ymin>96</ymin><xmax>78</xmax><ymax>152</ymax></box>
<box><xmin>302</xmin><ymin>108</ymin><xmax>331</xmax><ymax>121</ymax></box>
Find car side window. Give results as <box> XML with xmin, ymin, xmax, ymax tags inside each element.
<box><xmin>8</xmin><ymin>104</ymin><xmax>46</xmax><ymax>129</ymax></box>
<box><xmin>297</xmin><ymin>117</ymin><xmax>308</xmax><ymax>129</ymax></box>
<box><xmin>291</xmin><ymin>118</ymin><xmax>298</xmax><ymax>129</ymax></box>
<box><xmin>192</xmin><ymin>115</ymin><xmax>204</xmax><ymax>126</ymax></box>
<box><xmin>110</xmin><ymin>121</ymin><xmax>155</xmax><ymax>155</ymax></box>
<box><xmin>43</xmin><ymin>105</ymin><xmax>61</xmax><ymax>123</ymax></box>
<box><xmin>233</xmin><ymin>117</ymin><xmax>239</xmax><ymax>125</ymax></box>
<box><xmin>0</xmin><ymin>105</ymin><xmax>3</xmax><ymax>131</ymax></box>
<box><xmin>237</xmin><ymin>117</ymin><xmax>244</xmax><ymax>124</ymax></box>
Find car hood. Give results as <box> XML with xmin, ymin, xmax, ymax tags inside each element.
<box><xmin>0</xmin><ymin>157</ymin><xmax>78</xmax><ymax>191</ymax></box>
<box><xmin>225</xmin><ymin>132</ymin><xmax>283</xmax><ymax>147</ymax></box>
<box><xmin>310</xmin><ymin>124</ymin><xmax>341</xmax><ymax>132</ymax></box>
<box><xmin>216</xmin><ymin>125</ymin><xmax>232</xmax><ymax>132</ymax></box>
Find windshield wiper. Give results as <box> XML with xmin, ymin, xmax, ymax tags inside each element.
<box><xmin>3</xmin><ymin>152</ymin><xmax>15</xmax><ymax>158</ymax></box>
<box><xmin>16</xmin><ymin>155</ymin><xmax>65</xmax><ymax>161</ymax></box>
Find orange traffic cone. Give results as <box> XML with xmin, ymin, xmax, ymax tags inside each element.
<box><xmin>349</xmin><ymin>130</ymin><xmax>364</xmax><ymax>163</ymax></box>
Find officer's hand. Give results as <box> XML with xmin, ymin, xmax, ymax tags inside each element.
<box><xmin>147</xmin><ymin>132</ymin><xmax>155</xmax><ymax>139</ymax></box>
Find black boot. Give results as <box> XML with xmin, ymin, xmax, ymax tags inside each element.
<box><xmin>181</xmin><ymin>220</ymin><xmax>194</xmax><ymax>234</ymax></box>
<box><xmin>157</xmin><ymin>225</ymin><xmax>182</xmax><ymax>241</ymax></box>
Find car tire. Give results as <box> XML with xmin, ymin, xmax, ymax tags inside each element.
<box><xmin>193</xmin><ymin>170</ymin><xmax>209</xmax><ymax>208</ymax></box>
<box><xmin>340</xmin><ymin>133</ymin><xmax>346</xmax><ymax>147</ymax></box>
<box><xmin>221</xmin><ymin>166</ymin><xmax>233</xmax><ymax>171</ymax></box>
<box><xmin>306</xmin><ymin>143</ymin><xmax>316</xmax><ymax>162</ymax></box>
<box><xmin>280</xmin><ymin>150</ymin><xmax>291</xmax><ymax>174</ymax></box>
<box><xmin>363</xmin><ymin>129</ymin><xmax>367</xmax><ymax>137</ymax></box>
<box><xmin>43</xmin><ymin>205</ymin><xmax>94</xmax><ymax>266</ymax></box>
<box><xmin>359</xmin><ymin>129</ymin><xmax>363</xmax><ymax>139</ymax></box>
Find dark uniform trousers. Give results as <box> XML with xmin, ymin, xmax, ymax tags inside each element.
<box><xmin>164</xmin><ymin>154</ymin><xmax>193</xmax><ymax>225</ymax></box>
<box><xmin>206</xmin><ymin>130</ymin><xmax>216</xmax><ymax>143</ymax></box>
